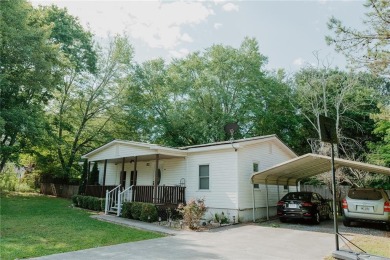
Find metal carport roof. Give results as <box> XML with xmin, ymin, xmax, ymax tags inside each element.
<box><xmin>251</xmin><ymin>153</ymin><xmax>390</xmax><ymax>186</ymax></box>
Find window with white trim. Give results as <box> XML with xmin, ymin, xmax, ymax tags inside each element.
<box><xmin>199</xmin><ymin>165</ymin><xmax>209</xmax><ymax>190</ymax></box>
<box><xmin>253</xmin><ymin>162</ymin><xmax>259</xmax><ymax>189</ymax></box>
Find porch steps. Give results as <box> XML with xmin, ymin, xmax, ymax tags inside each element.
<box><xmin>108</xmin><ymin>205</ymin><xmax>119</xmax><ymax>215</ymax></box>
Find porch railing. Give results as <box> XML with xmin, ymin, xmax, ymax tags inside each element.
<box><xmin>105</xmin><ymin>184</ymin><xmax>121</xmax><ymax>214</ymax></box>
<box><xmin>132</xmin><ymin>185</ymin><xmax>186</xmax><ymax>205</ymax></box>
<box><xmin>117</xmin><ymin>185</ymin><xmax>133</xmax><ymax>216</ymax></box>
<box><xmin>104</xmin><ymin>185</ymin><xmax>186</xmax><ymax>215</ymax></box>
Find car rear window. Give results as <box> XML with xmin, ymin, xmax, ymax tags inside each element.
<box><xmin>283</xmin><ymin>193</ymin><xmax>311</xmax><ymax>201</ymax></box>
<box><xmin>348</xmin><ymin>189</ymin><xmax>383</xmax><ymax>200</ymax></box>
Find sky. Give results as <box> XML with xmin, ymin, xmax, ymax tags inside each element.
<box><xmin>31</xmin><ymin>0</ymin><xmax>367</xmax><ymax>72</ymax></box>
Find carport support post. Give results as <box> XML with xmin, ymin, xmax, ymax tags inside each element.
<box><xmin>331</xmin><ymin>144</ymin><xmax>339</xmax><ymax>251</ymax></box>
<box><xmin>252</xmin><ymin>184</ymin><xmax>256</xmax><ymax>222</ymax></box>
<box><xmin>265</xmin><ymin>180</ymin><xmax>269</xmax><ymax>220</ymax></box>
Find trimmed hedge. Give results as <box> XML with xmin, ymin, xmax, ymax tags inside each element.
<box><xmin>72</xmin><ymin>195</ymin><xmax>105</xmax><ymax>211</ymax></box>
<box><xmin>122</xmin><ymin>202</ymin><xmax>133</xmax><ymax>218</ymax></box>
<box><xmin>130</xmin><ymin>202</ymin><xmax>143</xmax><ymax>220</ymax></box>
<box><xmin>122</xmin><ymin>202</ymin><xmax>158</xmax><ymax>222</ymax></box>
<box><xmin>140</xmin><ymin>203</ymin><xmax>158</xmax><ymax>222</ymax></box>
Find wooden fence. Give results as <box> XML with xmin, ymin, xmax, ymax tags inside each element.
<box><xmin>300</xmin><ymin>184</ymin><xmax>390</xmax><ymax>200</ymax></box>
<box><xmin>85</xmin><ymin>185</ymin><xmax>117</xmax><ymax>198</ymax></box>
<box><xmin>40</xmin><ymin>183</ymin><xmax>79</xmax><ymax>198</ymax></box>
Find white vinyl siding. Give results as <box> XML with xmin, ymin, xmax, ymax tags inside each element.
<box><xmin>237</xmin><ymin>141</ymin><xmax>296</xmax><ymax>210</ymax></box>
<box><xmin>186</xmin><ymin>149</ymin><xmax>238</xmax><ymax>209</ymax></box>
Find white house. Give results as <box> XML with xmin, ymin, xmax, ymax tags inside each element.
<box><xmin>82</xmin><ymin>135</ymin><xmax>298</xmax><ymax>222</ymax></box>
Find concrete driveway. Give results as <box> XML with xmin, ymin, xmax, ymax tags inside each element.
<box><xmin>32</xmin><ymin>224</ymin><xmax>339</xmax><ymax>260</ymax></box>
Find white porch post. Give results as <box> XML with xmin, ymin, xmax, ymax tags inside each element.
<box><xmin>153</xmin><ymin>154</ymin><xmax>159</xmax><ymax>204</ymax></box>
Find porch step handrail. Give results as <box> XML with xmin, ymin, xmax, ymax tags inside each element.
<box><xmin>117</xmin><ymin>185</ymin><xmax>134</xmax><ymax>216</ymax></box>
<box><xmin>105</xmin><ymin>184</ymin><xmax>121</xmax><ymax>214</ymax></box>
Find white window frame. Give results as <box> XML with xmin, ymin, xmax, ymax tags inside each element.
<box><xmin>199</xmin><ymin>164</ymin><xmax>210</xmax><ymax>190</ymax></box>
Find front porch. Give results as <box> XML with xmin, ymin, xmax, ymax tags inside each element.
<box><xmin>85</xmin><ymin>184</ymin><xmax>186</xmax><ymax>205</ymax></box>
<box><xmin>85</xmin><ymin>184</ymin><xmax>186</xmax><ymax>216</ymax></box>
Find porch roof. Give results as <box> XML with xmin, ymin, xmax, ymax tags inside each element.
<box><xmin>250</xmin><ymin>153</ymin><xmax>390</xmax><ymax>186</ymax></box>
<box><xmin>82</xmin><ymin>135</ymin><xmax>298</xmax><ymax>162</ymax></box>
<box><xmin>82</xmin><ymin>140</ymin><xmax>187</xmax><ymax>162</ymax></box>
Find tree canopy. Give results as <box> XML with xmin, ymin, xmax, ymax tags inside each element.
<box><xmin>326</xmin><ymin>0</ymin><xmax>390</xmax><ymax>76</ymax></box>
<box><xmin>1</xmin><ymin>0</ymin><xmax>387</xmax><ymax>189</ymax></box>
<box><xmin>0</xmin><ymin>0</ymin><xmax>62</xmax><ymax>171</ymax></box>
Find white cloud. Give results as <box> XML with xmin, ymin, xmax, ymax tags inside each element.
<box><xmin>214</xmin><ymin>23</ymin><xmax>223</xmax><ymax>29</ymax></box>
<box><xmin>293</xmin><ymin>58</ymin><xmax>305</xmax><ymax>66</ymax></box>
<box><xmin>181</xmin><ymin>33</ymin><xmax>193</xmax><ymax>43</ymax></box>
<box><xmin>222</xmin><ymin>3</ymin><xmax>239</xmax><ymax>12</ymax></box>
<box><xmin>169</xmin><ymin>48</ymin><xmax>190</xmax><ymax>59</ymax></box>
<box><xmin>126</xmin><ymin>1</ymin><xmax>214</xmax><ymax>49</ymax></box>
<box><xmin>213</xmin><ymin>0</ymin><xmax>227</xmax><ymax>4</ymax></box>
<box><xmin>31</xmin><ymin>1</ymin><xmax>214</xmax><ymax>50</ymax></box>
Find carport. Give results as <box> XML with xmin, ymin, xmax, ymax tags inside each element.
<box><xmin>250</xmin><ymin>153</ymin><xmax>390</xmax><ymax>221</ymax></box>
<box><xmin>250</xmin><ymin>153</ymin><xmax>390</xmax><ymax>257</ymax></box>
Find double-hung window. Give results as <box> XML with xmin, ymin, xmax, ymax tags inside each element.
<box><xmin>199</xmin><ymin>165</ymin><xmax>209</xmax><ymax>190</ymax></box>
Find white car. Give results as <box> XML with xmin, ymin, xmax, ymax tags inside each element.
<box><xmin>342</xmin><ymin>188</ymin><xmax>390</xmax><ymax>231</ymax></box>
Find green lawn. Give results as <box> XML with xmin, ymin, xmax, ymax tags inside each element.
<box><xmin>0</xmin><ymin>193</ymin><xmax>164</xmax><ymax>259</ymax></box>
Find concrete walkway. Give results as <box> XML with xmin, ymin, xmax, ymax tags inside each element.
<box><xmin>32</xmin><ymin>215</ymin><xmax>342</xmax><ymax>260</ymax></box>
<box><xmin>90</xmin><ymin>214</ymin><xmax>183</xmax><ymax>235</ymax></box>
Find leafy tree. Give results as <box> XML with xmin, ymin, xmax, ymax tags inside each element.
<box><xmin>0</xmin><ymin>0</ymin><xmax>62</xmax><ymax>171</ymax></box>
<box><xmin>293</xmin><ymin>61</ymin><xmax>387</xmax><ymax>188</ymax></box>
<box><xmin>35</xmin><ymin>5</ymin><xmax>97</xmax><ymax>74</ymax></box>
<box><xmin>326</xmin><ymin>0</ymin><xmax>390</xmax><ymax>76</ymax></box>
<box><xmin>368</xmin><ymin>104</ymin><xmax>390</xmax><ymax>167</ymax></box>
<box><xmin>122</xmin><ymin>37</ymin><xmax>302</xmax><ymax>147</ymax></box>
<box><xmin>293</xmin><ymin>65</ymin><xmax>381</xmax><ymax>156</ymax></box>
<box><xmin>43</xmin><ymin>36</ymin><xmax>133</xmax><ymax>179</ymax></box>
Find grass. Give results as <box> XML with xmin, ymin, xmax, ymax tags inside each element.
<box><xmin>340</xmin><ymin>234</ymin><xmax>390</xmax><ymax>257</ymax></box>
<box><xmin>0</xmin><ymin>193</ymin><xmax>164</xmax><ymax>259</ymax></box>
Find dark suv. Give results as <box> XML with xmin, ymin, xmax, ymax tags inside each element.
<box><xmin>342</xmin><ymin>188</ymin><xmax>390</xmax><ymax>230</ymax></box>
<box><xmin>277</xmin><ymin>192</ymin><xmax>332</xmax><ymax>224</ymax></box>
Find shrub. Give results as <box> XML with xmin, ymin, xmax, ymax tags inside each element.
<box><xmin>80</xmin><ymin>196</ymin><xmax>89</xmax><ymax>209</ymax></box>
<box><xmin>72</xmin><ymin>195</ymin><xmax>79</xmax><ymax>206</ymax></box>
<box><xmin>0</xmin><ymin>164</ymin><xmax>18</xmax><ymax>191</ymax></box>
<box><xmin>177</xmin><ymin>198</ymin><xmax>206</xmax><ymax>230</ymax></box>
<box><xmin>131</xmin><ymin>202</ymin><xmax>143</xmax><ymax>220</ymax></box>
<box><xmin>72</xmin><ymin>195</ymin><xmax>104</xmax><ymax>211</ymax></box>
<box><xmin>87</xmin><ymin>196</ymin><xmax>96</xmax><ymax>210</ymax></box>
<box><xmin>140</xmin><ymin>203</ymin><xmax>158</xmax><ymax>222</ymax></box>
<box><xmin>94</xmin><ymin>198</ymin><xmax>104</xmax><ymax>211</ymax></box>
<box><xmin>214</xmin><ymin>212</ymin><xmax>229</xmax><ymax>224</ymax></box>
<box><xmin>122</xmin><ymin>202</ymin><xmax>133</xmax><ymax>218</ymax></box>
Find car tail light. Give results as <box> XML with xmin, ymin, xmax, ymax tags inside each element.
<box><xmin>342</xmin><ymin>199</ymin><xmax>348</xmax><ymax>209</ymax></box>
<box><xmin>301</xmin><ymin>202</ymin><xmax>312</xmax><ymax>207</ymax></box>
<box><xmin>277</xmin><ymin>201</ymin><xmax>284</xmax><ymax>206</ymax></box>
<box><xmin>384</xmin><ymin>201</ymin><xmax>390</xmax><ymax>212</ymax></box>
